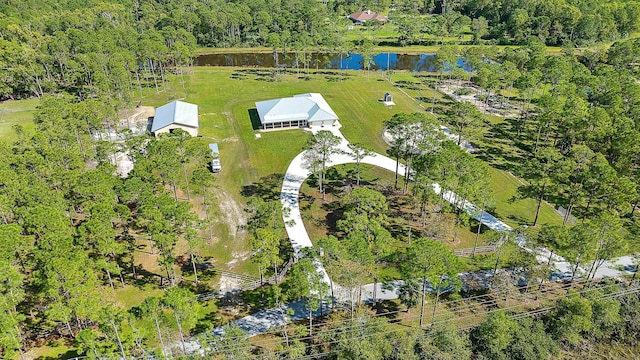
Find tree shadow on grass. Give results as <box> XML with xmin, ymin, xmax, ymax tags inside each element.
<box><xmin>395</xmin><ymin>80</ymin><xmax>426</xmax><ymax>91</ymax></box>
<box><xmin>193</xmin><ymin>308</ymin><xmax>222</xmax><ymax>334</ymax></box>
<box><xmin>387</xmin><ymin>218</ymin><xmax>406</xmax><ymax>238</ymax></box>
<box><xmin>132</xmin><ymin>267</ymin><xmax>165</xmax><ymax>289</ymax></box>
<box><xmin>247</xmin><ymin>108</ymin><xmax>261</xmax><ymax>131</ymax></box>
<box><xmin>468</xmin><ymin>221</ymin><xmax>491</xmax><ymax>236</ymax></box>
<box><xmin>232</xmin><ymin>69</ymin><xmax>276</xmax><ymax>82</ymax></box>
<box><xmin>372</xmin><ymin>297</ymin><xmax>401</xmax><ymax>317</ymax></box>
<box><xmin>241</xmin><ymin>173</ymin><xmax>284</xmax><ymax>201</ymax></box>
<box><xmin>506</xmin><ymin>214</ymin><xmax>530</xmax><ymax>226</ymax></box>
<box><xmin>322</xmin><ymin>201</ymin><xmax>345</xmax><ymax>236</ymax></box>
<box><xmin>478</xmin><ymin>117</ymin><xmax>529</xmax><ymax>169</ymax></box>
<box><xmin>36</xmin><ymin>349</ymin><xmax>81</xmax><ymax>360</ymax></box>
<box><xmin>175</xmin><ymin>256</ymin><xmax>218</xmax><ymax>289</ymax></box>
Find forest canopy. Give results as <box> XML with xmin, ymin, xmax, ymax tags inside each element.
<box><xmin>1</xmin><ymin>0</ymin><xmax>640</xmax><ymax>101</ymax></box>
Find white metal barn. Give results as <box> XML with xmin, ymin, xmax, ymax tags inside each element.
<box><xmin>151</xmin><ymin>100</ymin><xmax>199</xmax><ymax>137</ymax></box>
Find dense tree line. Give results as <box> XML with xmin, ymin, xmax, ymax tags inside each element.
<box><xmin>3</xmin><ymin>0</ymin><xmax>639</xmax><ymax>102</ymax></box>
<box><xmin>0</xmin><ymin>1</ymin><xmax>196</xmax><ymax>101</ymax></box>
<box><xmin>393</xmin><ymin>40</ymin><xmax>639</xmax><ymax>259</ymax></box>
<box><xmin>498</xmin><ymin>40</ymin><xmax>640</xmax><ymax>225</ymax></box>
<box><xmin>0</xmin><ymin>92</ymin><xmax>219</xmax><ymax>357</ymax></box>
<box><xmin>204</xmin><ymin>280</ymin><xmax>640</xmax><ymax>359</ymax></box>
<box><xmin>459</xmin><ymin>0</ymin><xmax>640</xmax><ymax>45</ymax></box>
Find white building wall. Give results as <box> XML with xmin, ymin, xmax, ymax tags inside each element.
<box><xmin>154</xmin><ymin>125</ymin><xmax>198</xmax><ymax>137</ymax></box>
<box><xmin>308</xmin><ymin>119</ymin><xmax>337</xmax><ymax>128</ymax></box>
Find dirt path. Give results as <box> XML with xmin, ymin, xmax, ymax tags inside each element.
<box><xmin>214</xmin><ymin>188</ymin><xmax>246</xmax><ymax>238</ymax></box>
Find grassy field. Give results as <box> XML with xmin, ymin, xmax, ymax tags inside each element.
<box><xmin>0</xmin><ymin>68</ymin><xmax>563</xmax><ymax>279</ymax></box>
<box><xmin>0</xmin><ymin>98</ymin><xmax>38</xmax><ymax>141</ymax></box>
<box><xmin>23</xmin><ymin>342</ymin><xmax>81</xmax><ymax>360</ymax></box>
<box><xmin>385</xmin><ymin>71</ymin><xmax>562</xmax><ymax>228</ymax></box>
<box><xmin>486</xmin><ymin>167</ymin><xmax>563</xmax><ymax>227</ymax></box>
<box><xmin>138</xmin><ymin>68</ymin><xmax>427</xmax><ymax>275</ymax></box>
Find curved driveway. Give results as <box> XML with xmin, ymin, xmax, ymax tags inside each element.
<box><xmin>280</xmin><ymin>124</ymin><xmax>513</xmax><ymax>269</ymax></box>
<box><xmin>279</xmin><ymin>124</ymin><xmax>522</xmax><ymax>301</ymax></box>
<box><xmin>205</xmin><ymin>123</ymin><xmax>636</xmax><ymax>340</ymax></box>
<box><xmin>280</xmin><ymin>125</ymin><xmax>635</xmax><ymax>287</ymax></box>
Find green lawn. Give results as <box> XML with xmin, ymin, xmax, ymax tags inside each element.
<box><xmin>487</xmin><ymin>167</ymin><xmax>563</xmax><ymax>227</ymax></box>
<box><xmin>0</xmin><ymin>98</ymin><xmax>38</xmax><ymax>140</ymax></box>
<box><xmin>139</xmin><ymin>68</ymin><xmax>426</xmax><ymax>274</ymax></box>
<box><xmin>114</xmin><ymin>284</ymin><xmax>164</xmax><ymax>309</ymax></box>
<box><xmin>22</xmin><ymin>342</ymin><xmax>80</xmax><ymax>360</ymax></box>
<box><xmin>0</xmin><ymin>68</ymin><xmax>562</xmax><ymax>278</ymax></box>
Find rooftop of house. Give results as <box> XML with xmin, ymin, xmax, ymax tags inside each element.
<box><xmin>255</xmin><ymin>93</ymin><xmax>338</xmax><ymax>124</ymax></box>
<box><xmin>348</xmin><ymin>10</ymin><xmax>387</xmax><ymax>22</ymax></box>
<box><xmin>151</xmin><ymin>100</ymin><xmax>199</xmax><ymax>132</ymax></box>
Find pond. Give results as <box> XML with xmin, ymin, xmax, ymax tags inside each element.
<box><xmin>195</xmin><ymin>52</ymin><xmax>471</xmax><ymax>72</ymax></box>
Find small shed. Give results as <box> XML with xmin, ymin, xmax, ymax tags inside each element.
<box><xmin>382</xmin><ymin>92</ymin><xmax>395</xmax><ymax>106</ymax></box>
<box><xmin>209</xmin><ymin>143</ymin><xmax>221</xmax><ymax>172</ymax></box>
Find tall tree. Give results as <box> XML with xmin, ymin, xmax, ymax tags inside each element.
<box><xmin>446</xmin><ymin>100</ymin><xmax>484</xmax><ymax>146</ymax></box>
<box><xmin>584</xmin><ymin>212</ymin><xmax>626</xmax><ymax>281</ymax></box>
<box><xmin>400</xmin><ymin>238</ymin><xmax>461</xmax><ymax>327</ymax></box>
<box><xmin>347</xmin><ymin>143</ymin><xmax>374</xmax><ymax>186</ymax></box>
<box><xmin>470</xmin><ymin>311</ymin><xmax>516</xmax><ymax>360</ymax></box>
<box><xmin>162</xmin><ymin>287</ymin><xmax>198</xmax><ymax>354</ymax></box>
<box><xmin>338</xmin><ymin>187</ymin><xmax>393</xmax><ymax>305</ymax></box>
<box><xmin>249</xmin><ymin>228</ymin><xmax>282</xmax><ymax>285</ymax></box>
<box><xmin>517</xmin><ymin>147</ymin><xmax>563</xmax><ymax>226</ymax></box>
<box><xmin>207</xmin><ymin>324</ymin><xmax>251</xmax><ymax>360</ymax></box>
<box><xmin>285</xmin><ymin>257</ymin><xmax>328</xmax><ymax>335</ymax></box>
<box><xmin>302</xmin><ymin>130</ymin><xmax>343</xmax><ymax>199</ymax></box>
<box><xmin>138</xmin><ymin>296</ymin><xmax>168</xmax><ymax>359</ymax></box>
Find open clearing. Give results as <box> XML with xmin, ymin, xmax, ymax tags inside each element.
<box><xmin>0</xmin><ymin>67</ymin><xmax>563</xmax><ymax>281</ymax></box>
<box><xmin>138</xmin><ymin>68</ymin><xmax>439</xmax><ymax>274</ymax></box>
<box><xmin>0</xmin><ymin>98</ymin><xmax>38</xmax><ymax>140</ymax></box>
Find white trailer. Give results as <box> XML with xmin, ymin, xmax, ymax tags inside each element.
<box><xmin>209</xmin><ymin>143</ymin><xmax>221</xmax><ymax>172</ymax></box>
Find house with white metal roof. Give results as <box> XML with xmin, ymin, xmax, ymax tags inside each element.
<box><xmin>151</xmin><ymin>100</ymin><xmax>199</xmax><ymax>137</ymax></box>
<box><xmin>254</xmin><ymin>93</ymin><xmax>339</xmax><ymax>130</ymax></box>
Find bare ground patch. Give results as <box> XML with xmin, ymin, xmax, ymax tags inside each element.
<box><xmin>214</xmin><ymin>189</ymin><xmax>247</xmax><ymax>238</ymax></box>
<box><xmin>438</xmin><ymin>80</ymin><xmax>520</xmax><ymax>118</ymax></box>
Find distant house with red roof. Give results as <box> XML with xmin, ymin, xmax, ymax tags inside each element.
<box><xmin>348</xmin><ymin>10</ymin><xmax>387</xmax><ymax>25</ymax></box>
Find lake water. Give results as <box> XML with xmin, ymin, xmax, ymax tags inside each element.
<box><xmin>195</xmin><ymin>52</ymin><xmax>470</xmax><ymax>72</ymax></box>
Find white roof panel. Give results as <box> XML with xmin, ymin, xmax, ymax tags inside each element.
<box><xmin>151</xmin><ymin>100</ymin><xmax>199</xmax><ymax>132</ymax></box>
<box><xmin>255</xmin><ymin>93</ymin><xmax>338</xmax><ymax>125</ymax></box>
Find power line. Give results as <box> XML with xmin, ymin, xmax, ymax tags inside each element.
<box><xmin>200</xmin><ymin>280</ymin><xmax>639</xmax><ymax>357</ymax></box>
<box><xmin>84</xmin><ymin>280</ymin><xmax>639</xmax><ymax>359</ymax></box>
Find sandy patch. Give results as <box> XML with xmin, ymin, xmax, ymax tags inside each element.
<box><xmin>218</xmin><ymin>274</ymin><xmax>245</xmax><ymax>293</ymax></box>
<box><xmin>117</xmin><ymin>106</ymin><xmax>155</xmax><ymax>135</ymax></box>
<box><xmin>227</xmin><ymin>251</ymin><xmax>251</xmax><ymax>267</ymax></box>
<box><xmin>214</xmin><ymin>190</ymin><xmax>247</xmax><ymax>238</ymax></box>
<box><xmin>438</xmin><ymin>80</ymin><xmax>520</xmax><ymax>118</ymax></box>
